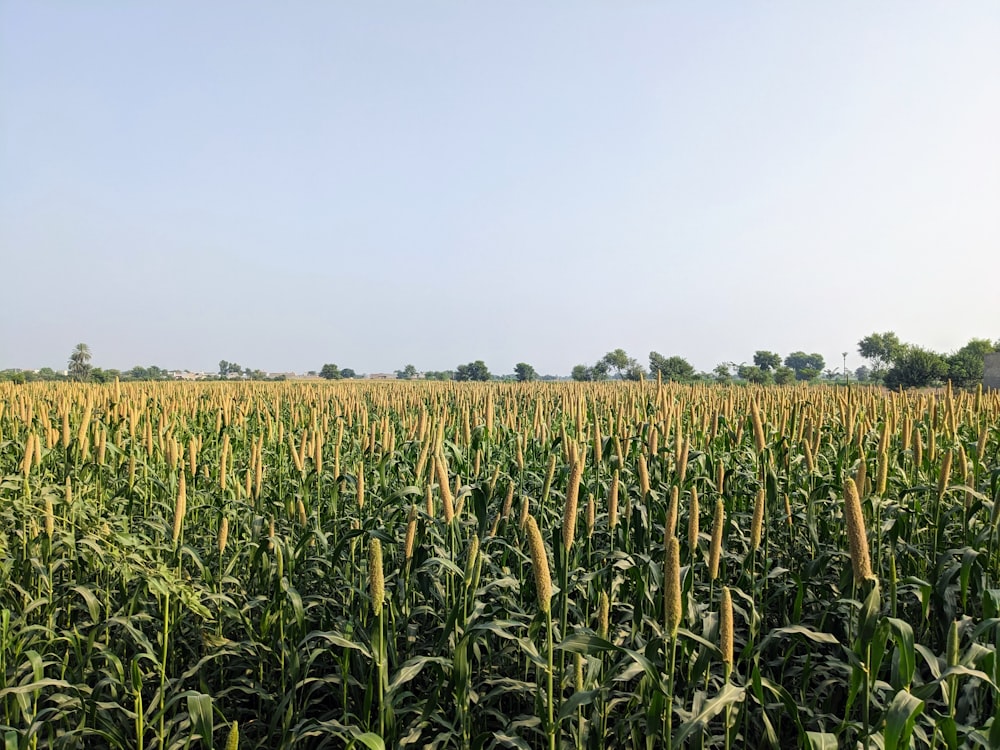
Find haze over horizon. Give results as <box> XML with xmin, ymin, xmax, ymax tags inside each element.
<box><xmin>2</xmin><ymin>3</ymin><xmax>998</xmax><ymax>377</ymax></box>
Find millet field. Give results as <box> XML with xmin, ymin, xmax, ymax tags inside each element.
<box><xmin>2</xmin><ymin>380</ymin><xmax>999</xmax><ymax>749</ymax></box>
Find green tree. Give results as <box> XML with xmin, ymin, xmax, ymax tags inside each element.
<box><xmin>857</xmin><ymin>332</ymin><xmax>903</xmax><ymax>379</ymax></box>
<box><xmin>600</xmin><ymin>349</ymin><xmax>639</xmax><ymax>379</ymax></box>
<box><xmin>883</xmin><ymin>347</ymin><xmax>948</xmax><ymax>390</ymax></box>
<box><xmin>319</xmin><ymin>364</ymin><xmax>342</xmax><ymax>380</ymax></box>
<box><xmin>737</xmin><ymin>364</ymin><xmax>772</xmax><ymax>384</ymax></box>
<box><xmin>68</xmin><ymin>343</ymin><xmax>93</xmax><ymax>381</ymax></box>
<box><xmin>946</xmin><ymin>338</ymin><xmax>997</xmax><ymax>388</ymax></box>
<box><xmin>773</xmin><ymin>366</ymin><xmax>796</xmax><ymax>385</ymax></box>
<box><xmin>648</xmin><ymin>352</ymin><xmax>695</xmax><ymax>382</ymax></box>
<box><xmin>784</xmin><ymin>352</ymin><xmax>825</xmax><ymax>381</ymax></box>
<box><xmin>571</xmin><ymin>364</ymin><xmax>593</xmax><ymax>382</ymax></box>
<box><xmin>455</xmin><ymin>360</ymin><xmax>490</xmax><ymax>382</ymax></box>
<box><xmin>514</xmin><ymin>362</ymin><xmax>537</xmax><ymax>382</ymax></box>
<box><xmin>396</xmin><ymin>364</ymin><xmax>418</xmax><ymax>379</ymax></box>
<box><xmin>753</xmin><ymin>351</ymin><xmax>782</xmax><ymax>371</ymax></box>
<box><xmin>713</xmin><ymin>363</ymin><xmax>734</xmax><ymax>383</ymax></box>
<box><xmin>341</xmin><ymin>368</ymin><xmax>357</xmax><ymax>379</ymax></box>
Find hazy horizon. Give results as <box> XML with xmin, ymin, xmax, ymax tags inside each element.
<box><xmin>3</xmin><ymin>3</ymin><xmax>998</xmax><ymax>376</ymax></box>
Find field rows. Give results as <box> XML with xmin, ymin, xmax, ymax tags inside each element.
<box><xmin>1</xmin><ymin>380</ymin><xmax>999</xmax><ymax>749</ymax></box>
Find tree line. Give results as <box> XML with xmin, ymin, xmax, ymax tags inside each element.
<box><xmin>5</xmin><ymin>333</ymin><xmax>997</xmax><ymax>388</ymax></box>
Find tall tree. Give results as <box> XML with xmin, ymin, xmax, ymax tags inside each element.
<box><xmin>713</xmin><ymin>363</ymin><xmax>734</xmax><ymax>383</ymax></box>
<box><xmin>774</xmin><ymin>366</ymin><xmax>796</xmax><ymax>385</ymax></box>
<box><xmin>649</xmin><ymin>352</ymin><xmax>695</xmax><ymax>382</ymax></box>
<box><xmin>884</xmin><ymin>347</ymin><xmax>948</xmax><ymax>390</ymax></box>
<box><xmin>514</xmin><ymin>362</ymin><xmax>537</xmax><ymax>382</ymax></box>
<box><xmin>319</xmin><ymin>363</ymin><xmax>342</xmax><ymax>380</ymax></box>
<box><xmin>600</xmin><ymin>349</ymin><xmax>640</xmax><ymax>379</ymax></box>
<box><xmin>68</xmin><ymin>343</ymin><xmax>92</xmax><ymax>381</ymax></box>
<box><xmin>784</xmin><ymin>352</ymin><xmax>825</xmax><ymax>381</ymax></box>
<box><xmin>753</xmin><ymin>351</ymin><xmax>782</xmax><ymax>371</ymax></box>
<box><xmin>857</xmin><ymin>332</ymin><xmax>903</xmax><ymax>378</ymax></box>
<box><xmin>455</xmin><ymin>360</ymin><xmax>490</xmax><ymax>382</ymax></box>
<box><xmin>737</xmin><ymin>364</ymin><xmax>772</xmax><ymax>384</ymax></box>
<box><xmin>947</xmin><ymin>338</ymin><xmax>998</xmax><ymax>388</ymax></box>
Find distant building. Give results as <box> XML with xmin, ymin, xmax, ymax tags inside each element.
<box><xmin>985</xmin><ymin>353</ymin><xmax>1000</xmax><ymax>391</ymax></box>
<box><xmin>366</xmin><ymin>373</ymin><xmax>397</xmax><ymax>380</ymax></box>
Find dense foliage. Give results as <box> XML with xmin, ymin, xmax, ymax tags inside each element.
<box><xmin>1</xmin><ymin>380</ymin><xmax>999</xmax><ymax>749</ymax></box>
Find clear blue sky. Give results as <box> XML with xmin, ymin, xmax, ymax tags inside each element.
<box><xmin>2</xmin><ymin>2</ymin><xmax>998</xmax><ymax>376</ymax></box>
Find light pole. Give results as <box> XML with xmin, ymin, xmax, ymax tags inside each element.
<box><xmin>842</xmin><ymin>352</ymin><xmax>848</xmax><ymax>386</ymax></box>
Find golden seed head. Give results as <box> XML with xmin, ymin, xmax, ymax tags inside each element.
<box><xmin>843</xmin><ymin>478</ymin><xmax>873</xmax><ymax>585</ymax></box>
<box><xmin>608</xmin><ymin>470</ymin><xmax>620</xmax><ymax>530</ymax></box>
<box><xmin>435</xmin><ymin>454</ymin><xmax>455</xmax><ymax>523</ymax></box>
<box><xmin>44</xmin><ymin>496</ymin><xmax>54</xmax><ymax>538</ymax></box>
<box><xmin>562</xmin><ymin>456</ymin><xmax>583</xmax><ymax>552</ymax></box>
<box><xmin>356</xmin><ymin>463</ymin><xmax>366</xmax><ymax>510</ymax></box>
<box><xmin>937</xmin><ymin>449</ymin><xmax>952</xmax><ymax>500</ymax></box>
<box><xmin>525</xmin><ymin>515</ymin><xmax>552</xmax><ymax>614</ymax></box>
<box><xmin>676</xmin><ymin>431</ymin><xmax>688</xmax><ymax>482</ymax></box>
<box><xmin>750</xmin><ymin>487</ymin><xmax>765</xmax><ymax>552</ymax></box>
<box><xmin>688</xmin><ymin>486</ymin><xmax>700</xmax><ymax>552</ymax></box>
<box><xmin>465</xmin><ymin>534</ymin><xmax>480</xmax><ymax>580</ymax></box>
<box><xmin>368</xmin><ymin>538</ymin><xmax>384</xmax><ymax>615</ymax></box>
<box><xmin>665</xmin><ymin>486</ymin><xmax>678</xmax><ymax>539</ymax></box>
<box><xmin>664</xmin><ymin>535</ymin><xmax>682</xmax><ymax>638</ymax></box>
<box><xmin>218</xmin><ymin>516</ymin><xmax>230</xmax><ymax>554</ymax></box>
<box><xmin>502</xmin><ymin>481</ymin><xmax>515</xmax><ymax>519</ymax></box>
<box><xmin>946</xmin><ymin>619</ymin><xmax>960</xmax><ymax>668</ymax></box>
<box><xmin>404</xmin><ymin>504</ymin><xmax>418</xmax><ymax>562</ymax></box>
<box><xmin>876</xmin><ymin>450</ymin><xmax>889</xmax><ymax>497</ymax></box>
<box><xmin>297</xmin><ymin>498</ymin><xmax>307</xmax><ymax>527</ymax></box>
<box><xmin>750</xmin><ymin>400</ymin><xmax>766</xmax><ymax>455</ymax></box>
<box><xmin>598</xmin><ymin>590</ymin><xmax>610</xmax><ymax>640</ymax></box>
<box><xmin>720</xmin><ymin>586</ymin><xmax>734</xmax><ymax>668</ymax></box>
<box><xmin>64</xmin><ymin>476</ymin><xmax>73</xmax><ymax>506</ymax></box>
<box><xmin>855</xmin><ymin>457</ymin><xmax>867</xmax><ymax>497</ymax></box>
<box><xmin>585</xmin><ymin>493</ymin><xmax>595</xmax><ymax>538</ymax></box>
<box><xmin>708</xmin><ymin>499</ymin><xmax>725</xmax><ymax>581</ymax></box>
<box><xmin>638</xmin><ymin>454</ymin><xmax>650</xmax><ymax>496</ymax></box>
<box><xmin>225</xmin><ymin>720</ymin><xmax>239</xmax><ymax>750</ymax></box>
<box><xmin>574</xmin><ymin>652</ymin><xmax>585</xmax><ymax>692</ymax></box>
<box><xmin>172</xmin><ymin>471</ymin><xmax>187</xmax><ymax>544</ymax></box>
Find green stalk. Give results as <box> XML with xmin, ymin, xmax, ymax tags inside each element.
<box><xmin>546</xmin><ymin>608</ymin><xmax>555</xmax><ymax>750</ymax></box>
<box><xmin>665</xmin><ymin>635</ymin><xmax>677</xmax><ymax>750</ymax></box>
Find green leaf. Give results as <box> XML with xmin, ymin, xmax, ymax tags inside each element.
<box><xmin>558</xmin><ymin>689</ymin><xmax>602</xmax><ymax>720</ymax></box>
<box><xmin>887</xmin><ymin>617</ymin><xmax>915</xmax><ymax>690</ymax></box>
<box><xmin>492</xmin><ymin>733</ymin><xmax>532</xmax><ymax>750</ymax></box>
<box><xmin>883</xmin><ymin>689</ymin><xmax>923</xmax><ymax>750</ymax></box>
<box><xmin>762</xmin><ymin>625</ymin><xmax>840</xmax><ymax>647</ymax></box>
<box><xmin>387</xmin><ymin>657</ymin><xmax>449</xmax><ymax>697</ymax></box>
<box><xmin>349</xmin><ymin>732</ymin><xmax>386</xmax><ymax>750</ymax></box>
<box><xmin>187</xmin><ymin>692</ymin><xmax>215</xmax><ymax>750</ymax></box>
<box><xmin>805</xmin><ymin>731</ymin><xmax>838</xmax><ymax>750</ymax></box>
<box><xmin>673</xmin><ymin>683</ymin><xmax>745</xmax><ymax>745</ymax></box>
<box><xmin>857</xmin><ymin>580</ymin><xmax>882</xmax><ymax>647</ymax></box>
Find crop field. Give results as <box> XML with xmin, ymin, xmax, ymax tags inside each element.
<box><xmin>1</xmin><ymin>380</ymin><xmax>999</xmax><ymax>749</ymax></box>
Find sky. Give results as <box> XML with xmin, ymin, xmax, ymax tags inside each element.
<box><xmin>2</xmin><ymin>2</ymin><xmax>998</xmax><ymax>376</ymax></box>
